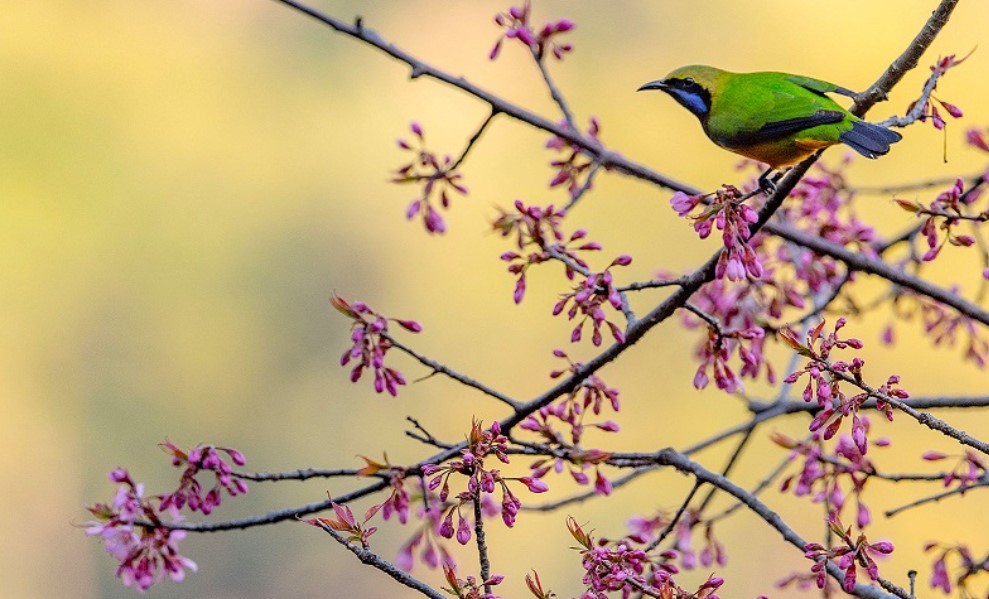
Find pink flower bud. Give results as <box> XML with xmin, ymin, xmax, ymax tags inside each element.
<box><xmin>395</xmin><ymin>319</ymin><xmax>423</xmax><ymax>333</ymax></box>
<box><xmin>594</xmin><ymin>469</ymin><xmax>612</xmax><ymax>495</ymax></box>
<box><xmin>940</xmin><ymin>100</ymin><xmax>963</xmax><ymax>118</ymax></box>
<box><xmin>456</xmin><ymin>515</ymin><xmax>471</xmax><ymax>545</ymax></box>
<box><xmin>489</xmin><ymin>39</ymin><xmax>503</xmax><ymax>60</ymax></box>
<box><xmin>515</xmin><ymin>27</ymin><xmax>536</xmax><ymax>46</ymax></box>
<box><xmin>520</xmin><ymin>476</ymin><xmax>549</xmax><ymax>493</ymax></box>
<box><xmin>513</xmin><ymin>276</ymin><xmax>526</xmax><ymax>304</ymax></box>
<box><xmin>554</xmin><ymin>19</ymin><xmax>575</xmax><ymax>32</ymax></box>
<box><xmin>870</xmin><ymin>541</ymin><xmax>894</xmax><ymax>554</ymax></box>
<box><xmin>967</xmin><ymin>128</ymin><xmax>989</xmax><ymax>152</ymax></box>
<box><xmin>693</xmin><ymin>367</ymin><xmax>709</xmax><ymax>390</ymax></box>
<box><xmin>225</xmin><ymin>448</ymin><xmax>246</xmax><ymax>466</ymax></box>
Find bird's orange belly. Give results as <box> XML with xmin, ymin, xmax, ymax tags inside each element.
<box><xmin>723</xmin><ymin>138</ymin><xmax>836</xmax><ymax>169</ymax></box>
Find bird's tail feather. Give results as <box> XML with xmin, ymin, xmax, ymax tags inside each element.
<box><xmin>839</xmin><ymin>121</ymin><xmax>902</xmax><ymax>159</ymax></box>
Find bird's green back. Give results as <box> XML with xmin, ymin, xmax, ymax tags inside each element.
<box><xmin>706</xmin><ymin>71</ymin><xmax>857</xmax><ymax>149</ymax></box>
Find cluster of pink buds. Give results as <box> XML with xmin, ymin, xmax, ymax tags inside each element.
<box><xmin>553</xmin><ymin>255</ymin><xmax>632</xmax><ymax>346</ymax></box>
<box><xmin>672</xmin><ymin>512</ymin><xmax>727</xmax><ymax>571</ymax></box>
<box><xmin>922</xmin><ymin>449</ymin><xmax>987</xmax><ymax>489</ymax></box>
<box><xmin>907</xmin><ymin>53</ymin><xmax>969</xmax><ymax>130</ymax></box>
<box><xmin>520</xmin><ymin>349</ymin><xmax>620</xmax><ymax>445</ymax></box>
<box><xmin>393</xmin><ymin>122</ymin><xmax>468</xmax><ymax>234</ymax></box>
<box><xmin>690</xmin><ymin>319</ymin><xmax>765</xmax><ymax>393</ymax></box>
<box><xmin>495</xmin><ymin>200</ymin><xmax>603</xmax><ymax>304</ymax></box>
<box><xmin>926</xmin><ymin>542</ymin><xmax>989</xmax><ymax>595</ymax></box>
<box><xmin>895</xmin><ymin>178</ymin><xmax>979</xmax><ymax>262</ymax></box>
<box><xmin>774</xmin><ymin>431</ymin><xmax>889</xmax><ymax>530</ymax></box>
<box><xmin>884</xmin><ymin>289</ymin><xmax>989</xmax><ymax>367</ymax></box>
<box><xmin>490</xmin><ymin>1</ymin><xmax>574</xmax><ymax>61</ymax></box>
<box><xmin>804</xmin><ymin>512</ymin><xmax>893</xmax><ymax>592</ymax></box>
<box><xmin>157</xmin><ymin>440</ymin><xmax>247</xmax><ymax>515</ymax></box>
<box><xmin>545</xmin><ymin>117</ymin><xmax>602</xmax><ymax>198</ymax></box>
<box><xmin>85</xmin><ymin>468</ymin><xmax>198</xmax><ymax>591</ymax></box>
<box><xmin>443</xmin><ymin>563</ymin><xmax>504</xmax><ymax>599</ymax></box>
<box><xmin>421</xmin><ymin>420</ymin><xmax>548</xmax><ymax>540</ymax></box>
<box><xmin>781</xmin><ymin>319</ymin><xmax>907</xmax><ymax>449</ymax></box>
<box><xmin>570</xmin><ymin>516</ymin><xmax>720</xmax><ymax>599</ymax></box>
<box><xmin>332</xmin><ymin>294</ymin><xmax>421</xmax><ymax>396</ymax></box>
<box><xmin>395</xmin><ymin>500</ymin><xmax>459</xmax><ymax>573</ymax></box>
<box><xmin>671</xmin><ymin>185</ymin><xmax>762</xmax><ymax>281</ymax></box>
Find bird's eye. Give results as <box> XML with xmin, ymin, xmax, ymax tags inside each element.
<box><xmin>684</xmin><ymin>77</ymin><xmax>695</xmax><ymax>86</ymax></box>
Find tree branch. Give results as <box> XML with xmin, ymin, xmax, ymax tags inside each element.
<box><xmin>310</xmin><ymin>519</ymin><xmax>447</xmax><ymax>599</ymax></box>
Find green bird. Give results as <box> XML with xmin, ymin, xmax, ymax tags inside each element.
<box><xmin>637</xmin><ymin>65</ymin><xmax>901</xmax><ymax>182</ymax></box>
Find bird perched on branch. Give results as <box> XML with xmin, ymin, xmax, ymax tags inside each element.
<box><xmin>638</xmin><ymin>65</ymin><xmax>902</xmax><ymax>188</ymax></box>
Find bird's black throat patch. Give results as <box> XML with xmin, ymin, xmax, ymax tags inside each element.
<box><xmin>660</xmin><ymin>78</ymin><xmax>712</xmax><ymax>118</ymax></box>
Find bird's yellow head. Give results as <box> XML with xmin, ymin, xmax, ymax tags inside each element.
<box><xmin>637</xmin><ymin>65</ymin><xmax>730</xmax><ymax>119</ymax></box>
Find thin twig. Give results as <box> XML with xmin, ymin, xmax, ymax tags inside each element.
<box><xmin>765</xmin><ymin>222</ymin><xmax>989</xmax><ymax>327</ymax></box>
<box><xmin>853</xmin><ymin>0</ymin><xmax>959</xmax><ymax>116</ymax></box>
<box><xmin>748</xmin><ymin>395</ymin><xmax>989</xmax><ymax>414</ymax></box>
<box><xmin>449</xmin><ymin>109</ymin><xmax>499</xmax><ymax>171</ymax></box>
<box><xmin>387</xmin><ymin>335</ymin><xmax>521</xmax><ymax>410</ymax></box>
<box><xmin>310</xmin><ymin>519</ymin><xmax>447</xmax><ymax>599</ymax></box>
<box><xmin>522</xmin><ymin>467</ymin><xmax>647</xmax><ymax>512</ymax></box>
<box><xmin>618</xmin><ymin>277</ymin><xmax>689</xmax><ymax>292</ymax></box>
<box><xmin>562</xmin><ymin>162</ymin><xmax>602</xmax><ymax>213</ymax></box>
<box><xmin>885</xmin><ymin>476</ymin><xmax>989</xmax><ymax>517</ymax></box>
<box><xmin>233</xmin><ymin>467</ymin><xmax>369</xmax><ymax>482</ymax></box>
<box><xmin>851</xmin><ymin>173</ymin><xmax>979</xmax><ymax>195</ymax></box>
<box><xmin>531</xmin><ymin>49</ymin><xmax>577</xmax><ymax>128</ymax></box>
<box><xmin>270</xmin><ymin>0</ymin><xmax>696</xmax><ymax>192</ymax></box>
<box><xmin>473</xmin><ymin>493</ymin><xmax>493</xmax><ymax>595</ymax></box>
<box><xmin>406</xmin><ymin>417</ymin><xmax>456</xmax><ymax>449</ymax></box>
<box><xmin>829</xmin><ymin>368</ymin><xmax>989</xmax><ymax>457</ymax></box>
<box><xmin>640</xmin><ymin>449</ymin><xmax>908</xmax><ymax>599</ymax></box>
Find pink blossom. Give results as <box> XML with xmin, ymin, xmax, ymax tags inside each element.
<box><xmin>491</xmin><ymin>2</ymin><xmax>575</xmax><ymax>62</ymax></box>
<box><xmin>332</xmin><ymin>294</ymin><xmax>420</xmax><ymax>396</ymax></box>
<box><xmin>393</xmin><ymin>122</ymin><xmax>468</xmax><ymax>234</ymax></box>
<box><xmin>86</xmin><ymin>469</ymin><xmax>198</xmax><ymax>592</ymax></box>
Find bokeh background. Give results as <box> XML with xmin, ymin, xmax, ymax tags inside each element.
<box><xmin>3</xmin><ymin>1</ymin><xmax>989</xmax><ymax>597</ymax></box>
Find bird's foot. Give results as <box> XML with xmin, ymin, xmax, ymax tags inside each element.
<box><xmin>757</xmin><ymin>169</ymin><xmax>784</xmax><ymax>195</ymax></box>
<box><xmin>757</xmin><ymin>169</ymin><xmax>776</xmax><ymax>195</ymax></box>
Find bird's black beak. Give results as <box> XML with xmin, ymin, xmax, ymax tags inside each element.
<box><xmin>637</xmin><ymin>79</ymin><xmax>668</xmax><ymax>92</ymax></box>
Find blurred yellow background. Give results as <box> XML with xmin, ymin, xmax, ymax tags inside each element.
<box><xmin>3</xmin><ymin>1</ymin><xmax>989</xmax><ymax>597</ymax></box>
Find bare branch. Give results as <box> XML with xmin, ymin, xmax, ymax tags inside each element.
<box><xmin>635</xmin><ymin>449</ymin><xmax>907</xmax><ymax>599</ymax></box>
<box><xmin>234</xmin><ymin>467</ymin><xmax>369</xmax><ymax>482</ymax></box>
<box><xmin>765</xmin><ymin>222</ymin><xmax>989</xmax><ymax>327</ymax></box>
<box><xmin>473</xmin><ymin>493</ymin><xmax>493</xmax><ymax>595</ymax></box>
<box><xmin>853</xmin><ymin>0</ymin><xmax>960</xmax><ymax>115</ymax></box>
<box><xmin>449</xmin><ymin>110</ymin><xmax>499</xmax><ymax>171</ymax></box>
<box><xmin>885</xmin><ymin>476</ymin><xmax>989</xmax><ymax>517</ymax></box>
<box><xmin>828</xmin><ymin>367</ymin><xmax>989</xmax><ymax>457</ymax></box>
<box><xmin>387</xmin><ymin>334</ymin><xmax>521</xmax><ymax>410</ymax></box>
<box><xmin>531</xmin><ymin>49</ymin><xmax>577</xmax><ymax>128</ymax></box>
<box><xmin>310</xmin><ymin>519</ymin><xmax>447</xmax><ymax>599</ymax></box>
